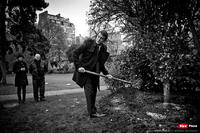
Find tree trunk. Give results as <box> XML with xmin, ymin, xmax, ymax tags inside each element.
<box><xmin>0</xmin><ymin>61</ymin><xmax>7</xmax><ymax>85</ymax></box>
<box><xmin>0</xmin><ymin>0</ymin><xmax>7</xmax><ymax>85</ymax></box>
<box><xmin>163</xmin><ymin>80</ymin><xmax>170</xmax><ymax>108</ymax></box>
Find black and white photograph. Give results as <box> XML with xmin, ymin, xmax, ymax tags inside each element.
<box><xmin>0</xmin><ymin>0</ymin><xmax>200</xmax><ymax>132</ymax></box>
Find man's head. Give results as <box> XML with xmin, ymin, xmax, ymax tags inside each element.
<box><xmin>95</xmin><ymin>30</ymin><xmax>108</xmax><ymax>45</ymax></box>
<box><xmin>34</xmin><ymin>54</ymin><xmax>41</xmax><ymax>61</ymax></box>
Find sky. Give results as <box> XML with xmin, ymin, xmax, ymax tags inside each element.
<box><xmin>37</xmin><ymin>0</ymin><xmax>91</xmax><ymax>37</ymax></box>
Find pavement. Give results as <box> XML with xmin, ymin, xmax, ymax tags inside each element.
<box><xmin>0</xmin><ymin>85</ymin><xmax>108</xmax><ymax>102</ymax></box>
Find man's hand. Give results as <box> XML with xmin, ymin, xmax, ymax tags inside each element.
<box><xmin>78</xmin><ymin>67</ymin><xmax>85</xmax><ymax>73</ymax></box>
<box><xmin>106</xmin><ymin>74</ymin><xmax>113</xmax><ymax>79</ymax></box>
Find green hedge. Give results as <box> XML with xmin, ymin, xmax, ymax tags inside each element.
<box><xmin>105</xmin><ymin>47</ymin><xmax>160</xmax><ymax>92</ymax></box>
<box><xmin>105</xmin><ymin>46</ymin><xmax>200</xmax><ymax>93</ymax></box>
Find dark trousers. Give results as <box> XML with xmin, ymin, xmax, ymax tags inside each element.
<box><xmin>84</xmin><ymin>75</ymin><xmax>98</xmax><ymax>115</ymax></box>
<box><xmin>17</xmin><ymin>85</ymin><xmax>26</xmax><ymax>103</ymax></box>
<box><xmin>33</xmin><ymin>78</ymin><xmax>45</xmax><ymax>101</ymax></box>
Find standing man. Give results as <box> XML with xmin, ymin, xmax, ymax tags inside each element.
<box><xmin>13</xmin><ymin>54</ymin><xmax>28</xmax><ymax>104</ymax></box>
<box><xmin>72</xmin><ymin>30</ymin><xmax>112</xmax><ymax>118</ymax></box>
<box><xmin>29</xmin><ymin>54</ymin><xmax>48</xmax><ymax>102</ymax></box>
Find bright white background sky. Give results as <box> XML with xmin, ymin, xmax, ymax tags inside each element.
<box><xmin>37</xmin><ymin>0</ymin><xmax>91</xmax><ymax>37</ymax></box>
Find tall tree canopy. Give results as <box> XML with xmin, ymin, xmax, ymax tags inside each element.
<box><xmin>7</xmin><ymin>0</ymin><xmax>49</xmax><ymax>55</ymax></box>
<box><xmin>0</xmin><ymin>0</ymin><xmax>49</xmax><ymax>84</ymax></box>
<box><xmin>89</xmin><ymin>0</ymin><xmax>200</xmax><ymax>45</ymax></box>
<box><xmin>89</xmin><ymin>0</ymin><xmax>200</xmax><ymax>79</ymax></box>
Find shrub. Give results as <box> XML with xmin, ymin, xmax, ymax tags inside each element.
<box><xmin>63</xmin><ymin>64</ymin><xmax>69</xmax><ymax>73</ymax></box>
<box><xmin>172</xmin><ymin>55</ymin><xmax>200</xmax><ymax>93</ymax></box>
<box><xmin>105</xmin><ymin>47</ymin><xmax>159</xmax><ymax>92</ymax></box>
<box><xmin>105</xmin><ymin>45</ymin><xmax>200</xmax><ymax>94</ymax></box>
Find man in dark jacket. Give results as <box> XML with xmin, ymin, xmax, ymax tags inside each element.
<box><xmin>72</xmin><ymin>30</ymin><xmax>112</xmax><ymax>118</ymax></box>
<box><xmin>29</xmin><ymin>54</ymin><xmax>48</xmax><ymax>102</ymax></box>
<box><xmin>13</xmin><ymin>54</ymin><xmax>28</xmax><ymax>103</ymax></box>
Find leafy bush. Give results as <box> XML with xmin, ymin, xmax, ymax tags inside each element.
<box><xmin>105</xmin><ymin>47</ymin><xmax>160</xmax><ymax>92</ymax></box>
<box><xmin>105</xmin><ymin>45</ymin><xmax>200</xmax><ymax>93</ymax></box>
<box><xmin>172</xmin><ymin>55</ymin><xmax>200</xmax><ymax>92</ymax></box>
<box><xmin>63</xmin><ymin>64</ymin><xmax>69</xmax><ymax>73</ymax></box>
<box><xmin>66</xmin><ymin>44</ymin><xmax>79</xmax><ymax>63</ymax></box>
<box><xmin>104</xmin><ymin>56</ymin><xmax>125</xmax><ymax>92</ymax></box>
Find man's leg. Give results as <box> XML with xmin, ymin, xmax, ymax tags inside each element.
<box><xmin>22</xmin><ymin>85</ymin><xmax>26</xmax><ymax>103</ymax></box>
<box><xmin>17</xmin><ymin>86</ymin><xmax>21</xmax><ymax>103</ymax></box>
<box><xmin>33</xmin><ymin>79</ymin><xmax>39</xmax><ymax>102</ymax></box>
<box><xmin>84</xmin><ymin>76</ymin><xmax>97</xmax><ymax>116</ymax></box>
<box><xmin>39</xmin><ymin>78</ymin><xmax>45</xmax><ymax>101</ymax></box>
<box><xmin>91</xmin><ymin>82</ymin><xmax>97</xmax><ymax>113</ymax></box>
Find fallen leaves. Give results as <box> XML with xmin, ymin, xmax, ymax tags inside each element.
<box><xmin>146</xmin><ymin>112</ymin><xmax>166</xmax><ymax>120</ymax></box>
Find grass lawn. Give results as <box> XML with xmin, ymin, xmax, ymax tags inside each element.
<box><xmin>0</xmin><ymin>87</ymin><xmax>199</xmax><ymax>133</ymax></box>
<box><xmin>0</xmin><ymin>73</ymin><xmax>106</xmax><ymax>95</ymax></box>
<box><xmin>0</xmin><ymin>90</ymin><xmax>112</xmax><ymax>133</ymax></box>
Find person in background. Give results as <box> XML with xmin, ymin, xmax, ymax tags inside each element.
<box><xmin>29</xmin><ymin>54</ymin><xmax>48</xmax><ymax>102</ymax></box>
<box><xmin>72</xmin><ymin>30</ymin><xmax>112</xmax><ymax>118</ymax></box>
<box><xmin>13</xmin><ymin>54</ymin><xmax>28</xmax><ymax>104</ymax></box>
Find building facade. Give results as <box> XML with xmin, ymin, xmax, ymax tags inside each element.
<box><xmin>38</xmin><ymin>11</ymin><xmax>75</xmax><ymax>46</ymax></box>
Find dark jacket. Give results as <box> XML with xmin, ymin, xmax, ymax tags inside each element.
<box><xmin>13</xmin><ymin>60</ymin><xmax>28</xmax><ymax>87</ymax></box>
<box><xmin>72</xmin><ymin>38</ymin><xmax>109</xmax><ymax>88</ymax></box>
<box><xmin>29</xmin><ymin>59</ymin><xmax>48</xmax><ymax>80</ymax></box>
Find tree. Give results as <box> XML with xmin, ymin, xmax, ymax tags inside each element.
<box><xmin>0</xmin><ymin>0</ymin><xmax>8</xmax><ymax>84</ymax></box>
<box><xmin>38</xmin><ymin>20</ymin><xmax>69</xmax><ymax>69</ymax></box>
<box><xmin>0</xmin><ymin>0</ymin><xmax>48</xmax><ymax>84</ymax></box>
<box><xmin>38</xmin><ymin>21</ymin><xmax>67</xmax><ymax>49</ymax></box>
<box><xmin>151</xmin><ymin>0</ymin><xmax>200</xmax><ymax>54</ymax></box>
<box><xmin>88</xmin><ymin>0</ymin><xmax>200</xmax><ymax>106</ymax></box>
<box><xmin>135</xmin><ymin>0</ymin><xmax>200</xmax><ymax>105</ymax></box>
<box><xmin>10</xmin><ymin>24</ymin><xmax>50</xmax><ymax>55</ymax></box>
<box><xmin>66</xmin><ymin>44</ymin><xmax>79</xmax><ymax>63</ymax></box>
